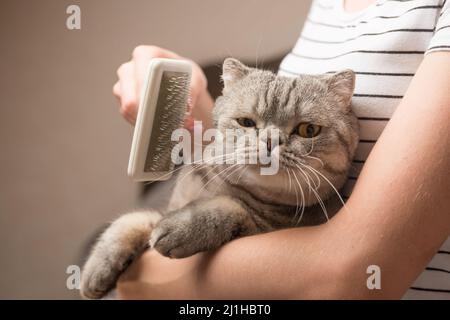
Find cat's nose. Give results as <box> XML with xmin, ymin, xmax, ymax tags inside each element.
<box><xmin>267</xmin><ymin>137</ymin><xmax>272</xmax><ymax>152</ymax></box>
<box><xmin>266</xmin><ymin>137</ymin><xmax>283</xmax><ymax>152</ymax></box>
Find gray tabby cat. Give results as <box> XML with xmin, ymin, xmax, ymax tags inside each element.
<box><xmin>81</xmin><ymin>58</ymin><xmax>359</xmax><ymax>299</ymax></box>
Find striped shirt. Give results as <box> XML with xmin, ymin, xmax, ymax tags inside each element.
<box><xmin>278</xmin><ymin>0</ymin><xmax>450</xmax><ymax>299</ymax></box>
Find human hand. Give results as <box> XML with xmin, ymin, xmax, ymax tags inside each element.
<box><xmin>113</xmin><ymin>45</ymin><xmax>211</xmax><ymax>129</ymax></box>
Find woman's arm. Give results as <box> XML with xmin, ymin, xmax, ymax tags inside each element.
<box><xmin>117</xmin><ymin>52</ymin><xmax>450</xmax><ymax>299</ymax></box>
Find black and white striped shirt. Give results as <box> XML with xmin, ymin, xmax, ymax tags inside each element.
<box><xmin>279</xmin><ymin>0</ymin><xmax>450</xmax><ymax>299</ymax></box>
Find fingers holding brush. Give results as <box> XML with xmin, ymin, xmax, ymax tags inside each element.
<box><xmin>115</xmin><ymin>61</ymin><xmax>139</xmax><ymax>124</ymax></box>
<box><xmin>113</xmin><ymin>45</ymin><xmax>213</xmax><ymax>128</ymax></box>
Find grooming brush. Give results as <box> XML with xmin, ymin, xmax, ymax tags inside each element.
<box><xmin>128</xmin><ymin>58</ymin><xmax>192</xmax><ymax>181</ymax></box>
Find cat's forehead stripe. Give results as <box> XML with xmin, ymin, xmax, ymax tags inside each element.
<box><xmin>256</xmin><ymin>74</ymin><xmax>275</xmax><ymax>115</ymax></box>
<box><xmin>279</xmin><ymin>78</ymin><xmax>298</xmax><ymax>117</ymax></box>
<box><xmin>283</xmin><ymin>78</ymin><xmax>297</xmax><ymax>109</ymax></box>
<box><xmin>256</xmin><ymin>76</ymin><xmax>299</xmax><ymax>121</ymax></box>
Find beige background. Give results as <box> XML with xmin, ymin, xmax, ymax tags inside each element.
<box><xmin>0</xmin><ymin>0</ymin><xmax>311</xmax><ymax>299</ymax></box>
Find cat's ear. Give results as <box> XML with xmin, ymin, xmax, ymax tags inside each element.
<box><xmin>222</xmin><ymin>58</ymin><xmax>251</xmax><ymax>88</ymax></box>
<box><xmin>326</xmin><ymin>69</ymin><xmax>355</xmax><ymax>112</ymax></box>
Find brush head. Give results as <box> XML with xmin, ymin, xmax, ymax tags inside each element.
<box><xmin>128</xmin><ymin>59</ymin><xmax>192</xmax><ymax>181</ymax></box>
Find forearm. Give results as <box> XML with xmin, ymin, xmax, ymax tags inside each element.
<box><xmin>193</xmin><ymin>224</ymin><xmax>364</xmax><ymax>299</ymax></box>
<box><xmin>117</xmin><ymin>216</ymin><xmax>407</xmax><ymax>300</ymax></box>
<box><xmin>118</xmin><ymin>224</ymin><xmax>352</xmax><ymax>299</ymax></box>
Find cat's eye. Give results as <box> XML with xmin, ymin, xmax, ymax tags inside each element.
<box><xmin>237</xmin><ymin>118</ymin><xmax>256</xmax><ymax>128</ymax></box>
<box><xmin>297</xmin><ymin>123</ymin><xmax>321</xmax><ymax>138</ymax></box>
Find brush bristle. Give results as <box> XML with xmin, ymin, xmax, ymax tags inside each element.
<box><xmin>144</xmin><ymin>71</ymin><xmax>190</xmax><ymax>174</ymax></box>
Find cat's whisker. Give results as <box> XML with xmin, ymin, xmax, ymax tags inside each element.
<box><xmin>295</xmin><ymin>164</ymin><xmax>313</xmax><ymax>202</ymax></box>
<box><xmin>234</xmin><ymin>165</ymin><xmax>248</xmax><ymax>185</ymax></box>
<box><xmin>287</xmin><ymin>168</ymin><xmax>301</xmax><ymax>224</ymax></box>
<box><xmin>289</xmin><ymin>139</ymin><xmax>325</xmax><ymax>168</ymax></box>
<box><xmin>180</xmin><ymin>162</ymin><xmax>214</xmax><ymax>185</ymax></box>
<box><xmin>142</xmin><ymin>156</ymin><xmax>210</xmax><ymax>185</ymax></box>
<box><xmin>283</xmin><ymin>151</ymin><xmax>324</xmax><ymax>169</ymax></box>
<box><xmin>298</xmin><ymin>162</ymin><xmax>347</xmax><ymax>211</ymax></box>
<box><xmin>296</xmin><ymin>165</ymin><xmax>329</xmax><ymax>220</ymax></box>
<box><xmin>192</xmin><ymin>145</ymin><xmax>256</xmax><ymax>194</ymax></box>
<box><xmin>179</xmin><ymin>154</ymin><xmax>244</xmax><ymax>187</ymax></box>
<box><xmin>147</xmin><ymin>146</ymin><xmax>248</xmax><ymax>183</ymax></box>
<box><xmin>196</xmin><ymin>163</ymin><xmax>241</xmax><ymax>196</ymax></box>
<box><xmin>293</xmin><ymin>165</ymin><xmax>316</xmax><ymax>225</ymax></box>
<box><xmin>176</xmin><ymin>152</ymin><xmax>239</xmax><ymax>185</ymax></box>
<box><xmin>313</xmin><ymin>187</ymin><xmax>329</xmax><ymax>222</ymax></box>
<box><xmin>291</xmin><ymin>169</ymin><xmax>306</xmax><ymax>225</ymax></box>
<box><xmin>299</xmin><ymin>163</ymin><xmax>321</xmax><ymax>191</ymax></box>
<box><xmin>303</xmin><ymin>154</ymin><xmax>324</xmax><ymax>168</ymax></box>
<box><xmin>175</xmin><ymin>144</ymin><xmax>257</xmax><ymax>185</ymax></box>
<box><xmin>303</xmin><ymin>138</ymin><xmax>315</xmax><ymax>157</ymax></box>
<box><xmin>213</xmin><ymin>164</ymin><xmax>245</xmax><ymax>192</ymax></box>
<box><xmin>232</xmin><ymin>165</ymin><xmax>247</xmax><ymax>180</ymax></box>
<box><xmin>285</xmin><ymin>167</ymin><xmax>293</xmax><ymax>192</ymax></box>
<box><xmin>296</xmin><ymin>165</ymin><xmax>329</xmax><ymax>222</ymax></box>
<box><xmin>192</xmin><ymin>145</ymin><xmax>258</xmax><ymax>190</ymax></box>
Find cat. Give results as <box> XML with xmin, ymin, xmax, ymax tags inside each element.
<box><xmin>80</xmin><ymin>58</ymin><xmax>359</xmax><ymax>299</ymax></box>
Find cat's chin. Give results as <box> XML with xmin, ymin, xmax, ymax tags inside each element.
<box><xmin>229</xmin><ymin>165</ymin><xmax>327</xmax><ymax>207</ymax></box>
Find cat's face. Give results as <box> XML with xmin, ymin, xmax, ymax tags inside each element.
<box><xmin>213</xmin><ymin>58</ymin><xmax>359</xmax><ymax>206</ymax></box>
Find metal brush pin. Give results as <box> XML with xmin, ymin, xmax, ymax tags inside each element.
<box><xmin>128</xmin><ymin>59</ymin><xmax>192</xmax><ymax>181</ymax></box>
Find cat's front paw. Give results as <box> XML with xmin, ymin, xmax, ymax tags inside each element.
<box><xmin>80</xmin><ymin>211</ymin><xmax>161</xmax><ymax>299</ymax></box>
<box><xmin>81</xmin><ymin>249</ymin><xmax>135</xmax><ymax>299</ymax></box>
<box><xmin>150</xmin><ymin>210</ymin><xmax>202</xmax><ymax>258</ymax></box>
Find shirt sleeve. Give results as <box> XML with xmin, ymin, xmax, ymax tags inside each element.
<box><xmin>426</xmin><ymin>0</ymin><xmax>450</xmax><ymax>54</ymax></box>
